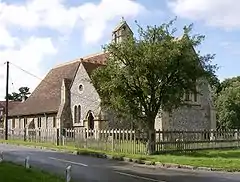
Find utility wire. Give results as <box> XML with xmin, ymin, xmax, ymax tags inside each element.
<box><xmin>9</xmin><ymin>62</ymin><xmax>99</xmax><ymax>104</ymax></box>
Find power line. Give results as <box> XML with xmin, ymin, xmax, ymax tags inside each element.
<box><xmin>9</xmin><ymin>62</ymin><xmax>99</xmax><ymax>104</ymax></box>
<box><xmin>10</xmin><ymin>62</ymin><xmax>44</xmax><ymax>81</ymax></box>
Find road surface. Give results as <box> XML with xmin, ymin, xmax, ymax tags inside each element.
<box><xmin>0</xmin><ymin>144</ymin><xmax>240</xmax><ymax>182</ymax></box>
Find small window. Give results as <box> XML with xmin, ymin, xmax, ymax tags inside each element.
<box><xmin>78</xmin><ymin>105</ymin><xmax>81</xmax><ymax>123</ymax></box>
<box><xmin>185</xmin><ymin>91</ymin><xmax>190</xmax><ymax>101</ymax></box>
<box><xmin>74</xmin><ymin>106</ymin><xmax>77</xmax><ymax>123</ymax></box>
<box><xmin>114</xmin><ymin>33</ymin><xmax>117</xmax><ymax>43</ymax></box>
<box><xmin>24</xmin><ymin>118</ymin><xmax>27</xmax><ymax>128</ymax></box>
<box><xmin>53</xmin><ymin>117</ymin><xmax>56</xmax><ymax>128</ymax></box>
<box><xmin>194</xmin><ymin>91</ymin><xmax>198</xmax><ymax>102</ymax></box>
<box><xmin>37</xmin><ymin>117</ymin><xmax>41</xmax><ymax>128</ymax></box>
<box><xmin>12</xmin><ymin>119</ymin><xmax>15</xmax><ymax>128</ymax></box>
<box><xmin>79</xmin><ymin>84</ymin><xmax>84</xmax><ymax>93</ymax></box>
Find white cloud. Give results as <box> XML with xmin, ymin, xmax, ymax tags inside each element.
<box><xmin>0</xmin><ymin>0</ymin><xmax>146</xmax><ymax>99</ymax></box>
<box><xmin>168</xmin><ymin>0</ymin><xmax>240</xmax><ymax>29</ymax></box>
<box><xmin>0</xmin><ymin>25</ymin><xmax>17</xmax><ymax>48</ymax></box>
<box><xmin>0</xmin><ymin>36</ymin><xmax>57</xmax><ymax>99</ymax></box>
<box><xmin>79</xmin><ymin>0</ymin><xmax>146</xmax><ymax>43</ymax></box>
<box><xmin>1</xmin><ymin>0</ymin><xmax>146</xmax><ymax>43</ymax></box>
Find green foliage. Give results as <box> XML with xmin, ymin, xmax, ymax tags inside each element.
<box><xmin>91</xmin><ymin>18</ymin><xmax>217</xmax><ymax>131</ymax></box>
<box><xmin>6</xmin><ymin>87</ymin><xmax>31</xmax><ymax>101</ymax></box>
<box><xmin>215</xmin><ymin>77</ymin><xmax>240</xmax><ymax>129</ymax></box>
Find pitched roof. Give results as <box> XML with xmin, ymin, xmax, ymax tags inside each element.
<box><xmin>82</xmin><ymin>52</ymin><xmax>108</xmax><ymax>65</ymax></box>
<box><xmin>112</xmin><ymin>20</ymin><xmax>133</xmax><ymax>35</ymax></box>
<box><xmin>81</xmin><ymin>52</ymin><xmax>108</xmax><ymax>75</ymax></box>
<box><xmin>9</xmin><ymin>61</ymin><xmax>80</xmax><ymax>117</ymax></box>
<box><xmin>82</xmin><ymin>61</ymin><xmax>105</xmax><ymax>76</ymax></box>
<box><xmin>8</xmin><ymin>52</ymin><xmax>108</xmax><ymax>117</ymax></box>
<box><xmin>0</xmin><ymin>101</ymin><xmax>21</xmax><ymax>111</ymax></box>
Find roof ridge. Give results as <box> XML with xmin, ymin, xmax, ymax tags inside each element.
<box><xmin>51</xmin><ymin>52</ymin><xmax>105</xmax><ymax>69</ymax></box>
<box><xmin>53</xmin><ymin>58</ymin><xmax>81</xmax><ymax>69</ymax></box>
<box><xmin>82</xmin><ymin>52</ymin><xmax>105</xmax><ymax>60</ymax></box>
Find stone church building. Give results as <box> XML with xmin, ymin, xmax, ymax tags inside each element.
<box><xmin>7</xmin><ymin>19</ymin><xmax>216</xmax><ymax>132</ymax></box>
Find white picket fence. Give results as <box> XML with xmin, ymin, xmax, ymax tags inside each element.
<box><xmin>0</xmin><ymin>128</ymin><xmax>240</xmax><ymax>154</ymax></box>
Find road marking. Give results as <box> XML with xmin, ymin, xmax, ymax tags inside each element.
<box><xmin>115</xmin><ymin>171</ymin><xmax>166</xmax><ymax>182</ymax></box>
<box><xmin>48</xmin><ymin>157</ymin><xmax>88</xmax><ymax>167</ymax></box>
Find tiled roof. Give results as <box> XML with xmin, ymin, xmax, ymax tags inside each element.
<box><xmin>9</xmin><ymin>61</ymin><xmax>80</xmax><ymax>117</ymax></box>
<box><xmin>8</xmin><ymin>52</ymin><xmax>108</xmax><ymax>117</ymax></box>
<box><xmin>82</xmin><ymin>52</ymin><xmax>107</xmax><ymax>75</ymax></box>
<box><xmin>82</xmin><ymin>52</ymin><xmax>108</xmax><ymax>65</ymax></box>
<box><xmin>0</xmin><ymin>101</ymin><xmax>21</xmax><ymax>111</ymax></box>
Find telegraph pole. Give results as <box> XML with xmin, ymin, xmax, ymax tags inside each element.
<box><xmin>5</xmin><ymin>61</ymin><xmax>9</xmax><ymax>140</ymax></box>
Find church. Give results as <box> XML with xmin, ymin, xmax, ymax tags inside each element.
<box><xmin>7</xmin><ymin>19</ymin><xmax>216</xmax><ymax>132</ymax></box>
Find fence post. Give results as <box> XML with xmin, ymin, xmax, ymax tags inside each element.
<box><xmin>56</xmin><ymin>128</ymin><xmax>60</xmax><ymax>146</ymax></box>
<box><xmin>210</xmin><ymin>129</ymin><xmax>214</xmax><ymax>141</ymax></box>
<box><xmin>25</xmin><ymin>156</ymin><xmax>30</xmax><ymax>169</ymax></box>
<box><xmin>111</xmin><ymin>129</ymin><xmax>114</xmax><ymax>152</ymax></box>
<box><xmin>24</xmin><ymin>128</ymin><xmax>28</xmax><ymax>141</ymax></box>
<box><xmin>65</xmin><ymin>165</ymin><xmax>72</xmax><ymax>182</ymax></box>
<box><xmin>234</xmin><ymin>129</ymin><xmax>238</xmax><ymax>140</ymax></box>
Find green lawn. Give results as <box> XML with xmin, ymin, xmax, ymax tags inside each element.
<box><xmin>2</xmin><ymin>139</ymin><xmax>240</xmax><ymax>171</ymax></box>
<box><xmin>0</xmin><ymin>162</ymin><xmax>65</xmax><ymax>182</ymax></box>
<box><xmin>127</xmin><ymin>150</ymin><xmax>240</xmax><ymax>171</ymax></box>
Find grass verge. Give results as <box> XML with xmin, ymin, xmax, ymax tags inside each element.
<box><xmin>1</xmin><ymin>139</ymin><xmax>240</xmax><ymax>172</ymax></box>
<box><xmin>0</xmin><ymin>161</ymin><xmax>65</xmax><ymax>182</ymax></box>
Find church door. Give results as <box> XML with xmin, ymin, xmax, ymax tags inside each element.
<box><xmin>88</xmin><ymin>112</ymin><xmax>94</xmax><ymax>130</ymax></box>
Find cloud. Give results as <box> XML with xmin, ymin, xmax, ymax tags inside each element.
<box><xmin>0</xmin><ymin>25</ymin><xmax>18</xmax><ymax>48</ymax></box>
<box><xmin>0</xmin><ymin>36</ymin><xmax>57</xmax><ymax>99</ymax></box>
<box><xmin>79</xmin><ymin>0</ymin><xmax>146</xmax><ymax>43</ymax></box>
<box><xmin>168</xmin><ymin>0</ymin><xmax>240</xmax><ymax>29</ymax></box>
<box><xmin>0</xmin><ymin>0</ymin><xmax>146</xmax><ymax>99</ymax></box>
<box><xmin>219</xmin><ymin>41</ymin><xmax>240</xmax><ymax>55</ymax></box>
<box><xmin>1</xmin><ymin>0</ymin><xmax>146</xmax><ymax>44</ymax></box>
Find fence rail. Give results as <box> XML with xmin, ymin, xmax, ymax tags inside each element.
<box><xmin>0</xmin><ymin>128</ymin><xmax>240</xmax><ymax>154</ymax></box>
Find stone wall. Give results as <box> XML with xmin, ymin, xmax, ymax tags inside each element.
<box><xmin>163</xmin><ymin>80</ymin><xmax>216</xmax><ymax>131</ymax></box>
<box><xmin>57</xmin><ymin>79</ymin><xmax>72</xmax><ymax>129</ymax></box>
<box><xmin>70</xmin><ymin>63</ymin><xmax>101</xmax><ymax>128</ymax></box>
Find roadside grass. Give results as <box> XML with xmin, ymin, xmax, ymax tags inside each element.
<box><xmin>1</xmin><ymin>139</ymin><xmax>240</xmax><ymax>171</ymax></box>
<box><xmin>0</xmin><ymin>161</ymin><xmax>65</xmax><ymax>182</ymax></box>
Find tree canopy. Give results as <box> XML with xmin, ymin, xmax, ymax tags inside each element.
<box><xmin>91</xmin><ymin>19</ymin><xmax>217</xmax><ymax>154</ymax></box>
<box><xmin>6</xmin><ymin>87</ymin><xmax>31</xmax><ymax>101</ymax></box>
<box><xmin>215</xmin><ymin>77</ymin><xmax>240</xmax><ymax>129</ymax></box>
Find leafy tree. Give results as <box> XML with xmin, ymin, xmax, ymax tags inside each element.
<box><xmin>91</xmin><ymin>19</ymin><xmax>217</xmax><ymax>154</ymax></box>
<box><xmin>216</xmin><ymin>76</ymin><xmax>240</xmax><ymax>95</ymax></box>
<box><xmin>6</xmin><ymin>87</ymin><xmax>31</xmax><ymax>101</ymax></box>
<box><xmin>215</xmin><ymin>78</ymin><xmax>240</xmax><ymax>129</ymax></box>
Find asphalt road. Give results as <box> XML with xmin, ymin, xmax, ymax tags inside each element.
<box><xmin>1</xmin><ymin>144</ymin><xmax>240</xmax><ymax>182</ymax></box>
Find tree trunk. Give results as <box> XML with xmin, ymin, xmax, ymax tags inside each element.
<box><xmin>146</xmin><ymin>120</ymin><xmax>156</xmax><ymax>155</ymax></box>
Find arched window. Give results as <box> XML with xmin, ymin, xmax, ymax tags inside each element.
<box><xmin>78</xmin><ymin>105</ymin><xmax>81</xmax><ymax>123</ymax></box>
<box><xmin>74</xmin><ymin>106</ymin><xmax>77</xmax><ymax>123</ymax></box>
<box><xmin>88</xmin><ymin>111</ymin><xmax>94</xmax><ymax>130</ymax></box>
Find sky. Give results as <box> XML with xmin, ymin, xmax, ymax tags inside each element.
<box><xmin>0</xmin><ymin>0</ymin><xmax>239</xmax><ymax>99</ymax></box>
